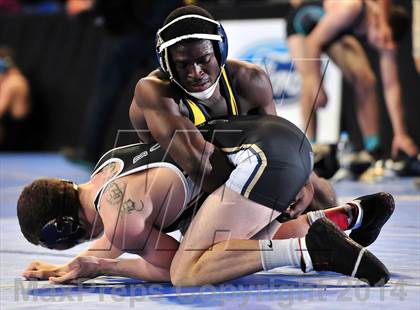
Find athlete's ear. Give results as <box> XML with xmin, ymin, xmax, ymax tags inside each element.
<box><xmin>278</xmin><ymin>181</ymin><xmax>314</xmax><ymax>222</ymax></box>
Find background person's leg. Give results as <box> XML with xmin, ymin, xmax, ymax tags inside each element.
<box><xmin>326</xmin><ymin>36</ymin><xmax>380</xmax><ymax>152</ymax></box>
<box><xmin>288</xmin><ymin>35</ymin><xmax>321</xmax><ymax>141</ymax></box>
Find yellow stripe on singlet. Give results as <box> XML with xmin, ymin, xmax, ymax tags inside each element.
<box><xmin>186</xmin><ymin>99</ymin><xmax>207</xmax><ymax>125</ymax></box>
<box><xmin>221</xmin><ymin>67</ymin><xmax>239</xmax><ymax>115</ymax></box>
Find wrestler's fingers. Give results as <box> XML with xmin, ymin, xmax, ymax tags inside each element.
<box><xmin>288</xmin><ymin>200</ymin><xmax>307</xmax><ymax>219</ymax></box>
<box><xmin>48</xmin><ymin>268</ymin><xmax>80</xmax><ymax>284</ymax></box>
<box><xmin>278</xmin><ymin>198</ymin><xmax>304</xmax><ymax>222</ymax></box>
<box><xmin>23</xmin><ymin>269</ymin><xmax>52</xmax><ymax>280</ymax></box>
<box><xmin>25</xmin><ymin>260</ymin><xmax>44</xmax><ymax>271</ymax></box>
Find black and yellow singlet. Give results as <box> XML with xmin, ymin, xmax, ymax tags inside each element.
<box><xmin>181</xmin><ymin>66</ymin><xmax>241</xmax><ymax>126</ymax></box>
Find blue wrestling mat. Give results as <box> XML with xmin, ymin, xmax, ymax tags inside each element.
<box><xmin>1</xmin><ymin>153</ymin><xmax>419</xmax><ymax>309</ymax></box>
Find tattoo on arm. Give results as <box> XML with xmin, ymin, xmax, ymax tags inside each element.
<box><xmin>106</xmin><ymin>181</ymin><xmax>126</xmax><ymax>205</ymax></box>
<box><xmin>102</xmin><ymin>162</ymin><xmax>119</xmax><ymax>179</ymax></box>
<box><xmin>122</xmin><ymin>199</ymin><xmax>144</xmax><ymax>214</ymax></box>
<box><xmin>105</xmin><ymin>181</ymin><xmax>144</xmax><ymax>214</ymax></box>
<box><xmin>104</xmin><ymin>162</ymin><xmax>116</xmax><ymax>172</ymax></box>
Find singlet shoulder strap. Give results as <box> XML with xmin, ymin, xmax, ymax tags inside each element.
<box><xmin>183</xmin><ymin>98</ymin><xmax>209</xmax><ymax>126</ymax></box>
<box><xmin>219</xmin><ymin>65</ymin><xmax>240</xmax><ymax>116</ymax></box>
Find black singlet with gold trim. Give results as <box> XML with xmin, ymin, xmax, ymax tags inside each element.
<box><xmin>198</xmin><ymin>115</ymin><xmax>314</xmax><ymax>212</ymax></box>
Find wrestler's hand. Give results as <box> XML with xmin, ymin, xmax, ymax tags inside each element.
<box><xmin>48</xmin><ymin>256</ymin><xmax>110</xmax><ymax>284</ymax></box>
<box><xmin>278</xmin><ymin>200</ymin><xmax>307</xmax><ymax>222</ymax></box>
<box><xmin>23</xmin><ymin>260</ymin><xmax>70</xmax><ymax>280</ymax></box>
<box><xmin>278</xmin><ymin>181</ymin><xmax>315</xmax><ymax>222</ymax></box>
<box><xmin>392</xmin><ymin>133</ymin><xmax>419</xmax><ymax>158</ymax></box>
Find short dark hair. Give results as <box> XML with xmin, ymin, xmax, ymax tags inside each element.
<box><xmin>160</xmin><ymin>5</ymin><xmax>217</xmax><ymax>42</ymax></box>
<box><xmin>17</xmin><ymin>179</ymin><xmax>81</xmax><ymax>245</ymax></box>
<box><xmin>388</xmin><ymin>5</ymin><xmax>410</xmax><ymax>43</ymax></box>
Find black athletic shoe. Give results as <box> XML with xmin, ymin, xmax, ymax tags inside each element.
<box><xmin>305</xmin><ymin>218</ymin><xmax>389</xmax><ymax>286</ymax></box>
<box><xmin>349</xmin><ymin>192</ymin><xmax>395</xmax><ymax>247</ymax></box>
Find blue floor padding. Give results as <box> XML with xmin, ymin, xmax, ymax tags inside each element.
<box><xmin>1</xmin><ymin>153</ymin><xmax>419</xmax><ymax>309</ymax></box>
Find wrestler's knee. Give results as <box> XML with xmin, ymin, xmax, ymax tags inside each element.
<box><xmin>170</xmin><ymin>252</ymin><xmax>195</xmax><ymax>286</ymax></box>
<box><xmin>170</xmin><ymin>260</ymin><xmax>200</xmax><ymax>286</ymax></box>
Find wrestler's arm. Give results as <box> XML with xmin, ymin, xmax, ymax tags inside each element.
<box><xmin>234</xmin><ymin>61</ymin><xmax>277</xmax><ymax>115</ymax></box>
<box><xmin>49</xmin><ymin>179</ymin><xmax>179</xmax><ymax>283</ymax></box>
<box><xmin>22</xmin><ymin>234</ymin><xmax>124</xmax><ymax>280</ymax></box>
<box><xmin>306</xmin><ymin>172</ymin><xmax>337</xmax><ymax>211</ymax></box>
<box><xmin>129</xmin><ymin>99</ymin><xmax>154</xmax><ymax>143</ymax></box>
<box><xmin>131</xmin><ymin>78</ymin><xmax>232</xmax><ymax>193</ymax></box>
<box><xmin>378</xmin><ymin>49</ymin><xmax>418</xmax><ymax>157</ymax></box>
<box><xmin>48</xmin><ymin>230</ymin><xmax>178</xmax><ymax>284</ymax></box>
<box><xmin>279</xmin><ymin>172</ymin><xmax>336</xmax><ymax>221</ymax></box>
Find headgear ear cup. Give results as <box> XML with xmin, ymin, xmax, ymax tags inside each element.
<box><xmin>217</xmin><ymin>22</ymin><xmax>228</xmax><ymax>67</ymax></box>
<box><xmin>38</xmin><ymin>180</ymin><xmax>85</xmax><ymax>250</ymax></box>
<box><xmin>39</xmin><ymin>216</ymin><xmax>86</xmax><ymax>250</ymax></box>
<box><xmin>155</xmin><ymin>35</ymin><xmax>167</xmax><ymax>74</ymax></box>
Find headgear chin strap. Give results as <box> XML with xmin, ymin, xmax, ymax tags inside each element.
<box><xmin>156</xmin><ymin>14</ymin><xmax>228</xmax><ymax>96</ymax></box>
<box><xmin>186</xmin><ymin>77</ymin><xmax>220</xmax><ymax>100</ymax></box>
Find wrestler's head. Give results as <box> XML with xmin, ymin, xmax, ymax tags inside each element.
<box><xmin>156</xmin><ymin>5</ymin><xmax>228</xmax><ymax>100</ymax></box>
<box><xmin>17</xmin><ymin>179</ymin><xmax>92</xmax><ymax>250</ymax></box>
<box><xmin>388</xmin><ymin>5</ymin><xmax>410</xmax><ymax>43</ymax></box>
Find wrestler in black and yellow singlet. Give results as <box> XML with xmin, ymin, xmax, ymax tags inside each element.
<box><xmin>199</xmin><ymin>115</ymin><xmax>313</xmax><ymax>212</ymax></box>
<box><xmin>91</xmin><ymin>115</ymin><xmax>313</xmax><ymax>230</ymax></box>
<box><xmin>179</xmin><ymin>65</ymin><xmax>241</xmax><ymax>126</ymax></box>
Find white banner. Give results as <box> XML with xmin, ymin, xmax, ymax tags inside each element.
<box><xmin>222</xmin><ymin>18</ymin><xmax>342</xmax><ymax>143</ymax></box>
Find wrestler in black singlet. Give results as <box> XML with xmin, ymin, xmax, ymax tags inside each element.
<box><xmin>91</xmin><ymin>115</ymin><xmax>313</xmax><ymax>231</ymax></box>
<box><xmin>199</xmin><ymin>115</ymin><xmax>313</xmax><ymax>212</ymax></box>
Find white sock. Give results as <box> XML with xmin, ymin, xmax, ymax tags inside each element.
<box><xmin>307</xmin><ymin>210</ymin><xmax>326</xmax><ymax>225</ymax></box>
<box><xmin>259</xmin><ymin>238</ymin><xmax>314</xmax><ymax>272</ymax></box>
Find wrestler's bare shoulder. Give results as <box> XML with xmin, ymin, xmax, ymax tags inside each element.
<box><xmin>135</xmin><ymin>69</ymin><xmax>179</xmax><ymax>103</ymax></box>
<box><xmin>227</xmin><ymin>59</ymin><xmax>265</xmax><ymax>76</ymax></box>
<box><xmin>226</xmin><ymin>59</ymin><xmax>272</xmax><ymax>97</ymax></box>
<box><xmin>137</xmin><ymin>70</ymin><xmax>170</xmax><ymax>91</ymax></box>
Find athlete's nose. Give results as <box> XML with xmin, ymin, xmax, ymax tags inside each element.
<box><xmin>187</xmin><ymin>63</ymin><xmax>204</xmax><ymax>79</ymax></box>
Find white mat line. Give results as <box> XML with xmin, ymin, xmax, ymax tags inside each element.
<box><xmin>0</xmin><ymin>250</ymin><xmax>74</xmax><ymax>258</ymax></box>
<box><xmin>1</xmin><ymin>280</ymin><xmax>418</xmax><ymax>291</ymax></box>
